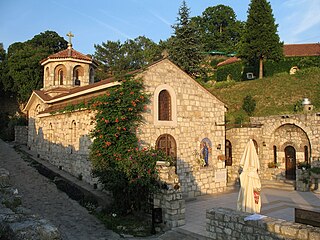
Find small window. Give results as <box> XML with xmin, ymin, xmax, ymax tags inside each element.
<box><xmin>273</xmin><ymin>145</ymin><xmax>277</xmax><ymax>164</ymax></box>
<box><xmin>225</xmin><ymin>140</ymin><xmax>232</xmax><ymax>166</ymax></box>
<box><xmin>59</xmin><ymin>69</ymin><xmax>64</xmax><ymax>85</ymax></box>
<box><xmin>158</xmin><ymin>90</ymin><xmax>171</xmax><ymax>121</ymax></box>
<box><xmin>304</xmin><ymin>146</ymin><xmax>309</xmax><ymax>163</ymax></box>
<box><xmin>252</xmin><ymin>139</ymin><xmax>258</xmax><ymax>154</ymax></box>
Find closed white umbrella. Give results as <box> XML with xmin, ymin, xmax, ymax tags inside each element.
<box><xmin>237</xmin><ymin>139</ymin><xmax>262</xmax><ymax>213</ymax></box>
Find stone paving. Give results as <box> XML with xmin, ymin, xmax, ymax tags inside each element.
<box><xmin>1</xmin><ymin>138</ymin><xmax>320</xmax><ymax>240</ymax></box>
<box><xmin>0</xmin><ymin>139</ymin><xmax>121</xmax><ymax>240</ymax></box>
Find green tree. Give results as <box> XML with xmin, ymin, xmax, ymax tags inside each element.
<box><xmin>3</xmin><ymin>31</ymin><xmax>67</xmax><ymax>103</ymax></box>
<box><xmin>0</xmin><ymin>43</ymin><xmax>6</xmax><ymax>93</ymax></box>
<box><xmin>237</xmin><ymin>0</ymin><xmax>283</xmax><ymax>79</ymax></box>
<box><xmin>242</xmin><ymin>95</ymin><xmax>256</xmax><ymax>116</ymax></box>
<box><xmin>94</xmin><ymin>36</ymin><xmax>162</xmax><ymax>79</ymax></box>
<box><xmin>192</xmin><ymin>5</ymin><xmax>244</xmax><ymax>53</ymax></box>
<box><xmin>167</xmin><ymin>0</ymin><xmax>203</xmax><ymax>77</ymax></box>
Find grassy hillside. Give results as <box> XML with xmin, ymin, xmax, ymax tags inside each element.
<box><xmin>208</xmin><ymin>67</ymin><xmax>320</xmax><ymax>123</ymax></box>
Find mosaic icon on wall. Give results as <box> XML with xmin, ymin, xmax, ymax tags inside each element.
<box><xmin>200</xmin><ymin>138</ymin><xmax>212</xmax><ymax>167</ymax></box>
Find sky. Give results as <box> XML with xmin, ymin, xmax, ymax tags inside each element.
<box><xmin>1</xmin><ymin>0</ymin><xmax>320</xmax><ymax>55</ymax></box>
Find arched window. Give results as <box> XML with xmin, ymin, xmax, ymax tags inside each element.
<box><xmin>45</xmin><ymin>67</ymin><xmax>49</xmax><ymax>84</ymax></box>
<box><xmin>304</xmin><ymin>145</ymin><xmax>309</xmax><ymax>163</ymax></box>
<box><xmin>158</xmin><ymin>90</ymin><xmax>171</xmax><ymax>121</ymax></box>
<box><xmin>71</xmin><ymin>120</ymin><xmax>77</xmax><ymax>145</ymax></box>
<box><xmin>273</xmin><ymin>145</ymin><xmax>277</xmax><ymax>164</ymax></box>
<box><xmin>48</xmin><ymin>123</ymin><xmax>53</xmax><ymax>151</ymax></box>
<box><xmin>225</xmin><ymin>140</ymin><xmax>232</xmax><ymax>166</ymax></box>
<box><xmin>252</xmin><ymin>139</ymin><xmax>258</xmax><ymax>154</ymax></box>
<box><xmin>74</xmin><ymin>69</ymin><xmax>80</xmax><ymax>86</ymax></box>
<box><xmin>90</xmin><ymin>68</ymin><xmax>95</xmax><ymax>83</ymax></box>
<box><xmin>59</xmin><ymin>69</ymin><xmax>64</xmax><ymax>85</ymax></box>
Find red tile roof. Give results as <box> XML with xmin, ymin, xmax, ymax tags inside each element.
<box><xmin>217</xmin><ymin>57</ymin><xmax>241</xmax><ymax>67</ymax></box>
<box><xmin>217</xmin><ymin>43</ymin><xmax>320</xmax><ymax>67</ymax></box>
<box><xmin>41</xmin><ymin>48</ymin><xmax>93</xmax><ymax>63</ymax></box>
<box><xmin>283</xmin><ymin>43</ymin><xmax>320</xmax><ymax>57</ymax></box>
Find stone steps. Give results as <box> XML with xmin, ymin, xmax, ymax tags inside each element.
<box><xmin>262</xmin><ymin>179</ymin><xmax>295</xmax><ymax>191</ymax></box>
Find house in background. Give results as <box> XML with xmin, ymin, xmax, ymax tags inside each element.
<box><xmin>216</xmin><ymin>43</ymin><xmax>320</xmax><ymax>80</ymax></box>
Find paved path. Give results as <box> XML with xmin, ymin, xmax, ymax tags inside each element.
<box><xmin>179</xmin><ymin>184</ymin><xmax>320</xmax><ymax>237</ymax></box>
<box><xmin>2</xmin><ymin>138</ymin><xmax>320</xmax><ymax>240</ymax></box>
<box><xmin>0</xmin><ymin>140</ymin><xmax>120</xmax><ymax>240</ymax></box>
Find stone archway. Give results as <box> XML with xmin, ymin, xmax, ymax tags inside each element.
<box><xmin>274</xmin><ymin>124</ymin><xmax>310</xmax><ymax>157</ymax></box>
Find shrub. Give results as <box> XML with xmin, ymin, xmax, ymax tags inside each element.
<box><xmin>216</xmin><ymin>61</ymin><xmax>243</xmax><ymax>82</ymax></box>
<box><xmin>242</xmin><ymin>95</ymin><xmax>256</xmax><ymax>116</ymax></box>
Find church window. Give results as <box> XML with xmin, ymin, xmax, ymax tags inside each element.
<box><xmin>45</xmin><ymin>67</ymin><xmax>49</xmax><ymax>84</ymax></box>
<box><xmin>74</xmin><ymin>69</ymin><xmax>80</xmax><ymax>86</ymax></box>
<box><xmin>90</xmin><ymin>68</ymin><xmax>94</xmax><ymax>83</ymax></box>
<box><xmin>225</xmin><ymin>140</ymin><xmax>232</xmax><ymax>166</ymax></box>
<box><xmin>304</xmin><ymin>145</ymin><xmax>309</xmax><ymax>163</ymax></box>
<box><xmin>158</xmin><ymin>90</ymin><xmax>171</xmax><ymax>121</ymax></box>
<box><xmin>48</xmin><ymin>123</ymin><xmax>53</xmax><ymax>152</ymax></box>
<box><xmin>59</xmin><ymin>69</ymin><xmax>64</xmax><ymax>85</ymax></box>
<box><xmin>71</xmin><ymin>120</ymin><xmax>77</xmax><ymax>146</ymax></box>
<box><xmin>252</xmin><ymin>139</ymin><xmax>258</xmax><ymax>154</ymax></box>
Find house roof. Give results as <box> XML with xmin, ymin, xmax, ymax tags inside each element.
<box><xmin>217</xmin><ymin>57</ymin><xmax>241</xmax><ymax>67</ymax></box>
<box><xmin>283</xmin><ymin>43</ymin><xmax>320</xmax><ymax>57</ymax></box>
<box><xmin>216</xmin><ymin>43</ymin><xmax>320</xmax><ymax>68</ymax></box>
<box><xmin>40</xmin><ymin>47</ymin><xmax>95</xmax><ymax>65</ymax></box>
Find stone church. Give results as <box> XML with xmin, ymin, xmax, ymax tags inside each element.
<box><xmin>23</xmin><ymin>39</ymin><xmax>228</xmax><ymax>198</ymax></box>
<box><xmin>23</xmin><ymin>37</ymin><xmax>320</xmax><ymax>197</ymax></box>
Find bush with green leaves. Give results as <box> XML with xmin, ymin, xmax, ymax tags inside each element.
<box><xmin>242</xmin><ymin>95</ymin><xmax>256</xmax><ymax>116</ymax></box>
<box><xmin>89</xmin><ymin>76</ymin><xmax>173</xmax><ymax>214</ymax></box>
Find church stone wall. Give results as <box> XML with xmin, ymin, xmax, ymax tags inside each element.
<box><xmin>137</xmin><ymin>60</ymin><xmax>227</xmax><ymax>198</ymax></box>
<box><xmin>28</xmin><ymin>109</ymin><xmax>96</xmax><ymax>184</ymax></box>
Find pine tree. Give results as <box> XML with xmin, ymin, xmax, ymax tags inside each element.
<box><xmin>168</xmin><ymin>1</ymin><xmax>203</xmax><ymax>77</ymax></box>
<box><xmin>238</xmin><ymin>0</ymin><xmax>283</xmax><ymax>79</ymax></box>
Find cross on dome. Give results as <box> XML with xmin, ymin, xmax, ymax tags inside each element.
<box><xmin>66</xmin><ymin>31</ymin><xmax>74</xmax><ymax>49</ymax></box>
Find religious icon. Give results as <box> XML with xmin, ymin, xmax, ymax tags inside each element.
<box><xmin>200</xmin><ymin>138</ymin><xmax>212</xmax><ymax>167</ymax></box>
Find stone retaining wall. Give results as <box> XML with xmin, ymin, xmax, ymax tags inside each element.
<box><xmin>154</xmin><ymin>163</ymin><xmax>185</xmax><ymax>229</ymax></box>
<box><xmin>153</xmin><ymin>189</ymin><xmax>185</xmax><ymax>229</ymax></box>
<box><xmin>14</xmin><ymin>126</ymin><xmax>28</xmax><ymax>145</ymax></box>
<box><xmin>0</xmin><ymin>167</ymin><xmax>61</xmax><ymax>240</ymax></box>
<box><xmin>206</xmin><ymin>207</ymin><xmax>320</xmax><ymax>240</ymax></box>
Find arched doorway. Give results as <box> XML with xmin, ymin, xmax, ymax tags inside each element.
<box><xmin>156</xmin><ymin>134</ymin><xmax>177</xmax><ymax>159</ymax></box>
<box><xmin>285</xmin><ymin>146</ymin><xmax>296</xmax><ymax>180</ymax></box>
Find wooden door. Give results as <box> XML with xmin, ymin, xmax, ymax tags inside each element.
<box><xmin>285</xmin><ymin>146</ymin><xmax>296</xmax><ymax>180</ymax></box>
<box><xmin>156</xmin><ymin>134</ymin><xmax>177</xmax><ymax>158</ymax></box>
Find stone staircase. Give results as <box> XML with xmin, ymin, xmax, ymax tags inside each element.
<box><xmin>261</xmin><ymin>179</ymin><xmax>296</xmax><ymax>191</ymax></box>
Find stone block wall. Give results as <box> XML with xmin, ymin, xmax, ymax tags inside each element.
<box><xmin>153</xmin><ymin>189</ymin><xmax>185</xmax><ymax>229</ymax></box>
<box><xmin>14</xmin><ymin>126</ymin><xmax>28</xmax><ymax>145</ymax></box>
<box><xmin>138</xmin><ymin>59</ymin><xmax>227</xmax><ymax>198</ymax></box>
<box><xmin>206</xmin><ymin>207</ymin><xmax>320</xmax><ymax>240</ymax></box>
<box><xmin>28</xmin><ymin>109</ymin><xmax>97</xmax><ymax>184</ymax></box>
<box><xmin>226</xmin><ymin>113</ymin><xmax>320</xmax><ymax>186</ymax></box>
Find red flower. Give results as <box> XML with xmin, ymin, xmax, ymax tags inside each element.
<box><xmin>115</xmin><ymin>118</ymin><xmax>119</xmax><ymax>123</ymax></box>
<box><xmin>105</xmin><ymin>141</ymin><xmax>111</xmax><ymax>146</ymax></box>
<box><xmin>130</xmin><ymin>91</ymin><xmax>134</xmax><ymax>95</ymax></box>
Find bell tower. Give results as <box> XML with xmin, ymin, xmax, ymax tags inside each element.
<box><xmin>40</xmin><ymin>32</ymin><xmax>97</xmax><ymax>95</ymax></box>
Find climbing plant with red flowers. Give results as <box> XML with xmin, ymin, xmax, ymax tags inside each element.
<box><xmin>89</xmin><ymin>76</ymin><xmax>172</xmax><ymax>214</ymax></box>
